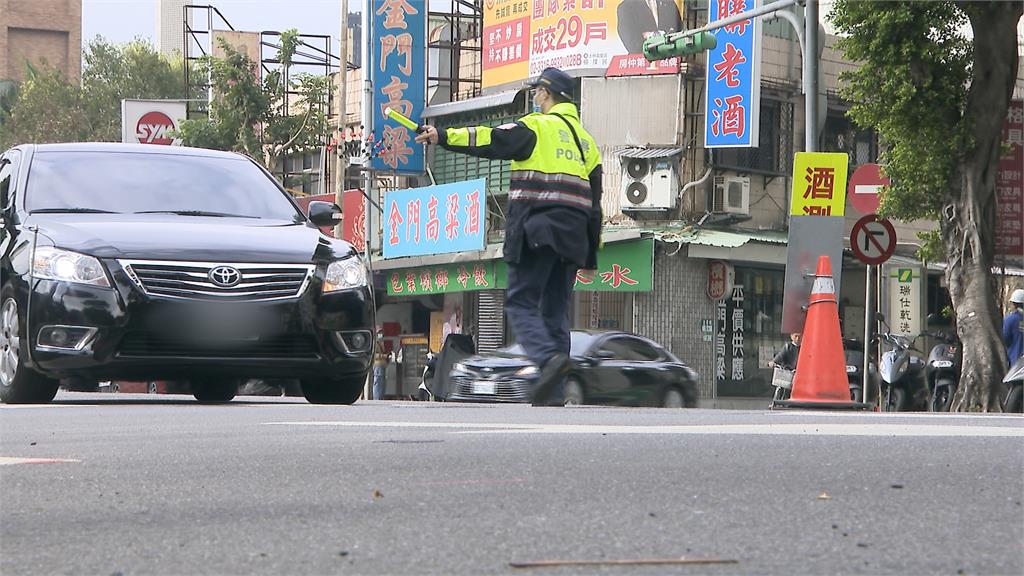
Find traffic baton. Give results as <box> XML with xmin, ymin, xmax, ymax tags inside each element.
<box><xmin>384</xmin><ymin>107</ymin><xmax>425</xmax><ymax>133</ymax></box>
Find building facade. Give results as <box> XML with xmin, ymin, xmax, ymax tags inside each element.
<box><xmin>0</xmin><ymin>0</ymin><xmax>82</xmax><ymax>83</ymax></box>
<box><xmin>156</xmin><ymin>0</ymin><xmax>190</xmax><ymax>57</ymax></box>
<box><xmin>333</xmin><ymin>2</ymin><xmax>1023</xmax><ymax>404</ymax></box>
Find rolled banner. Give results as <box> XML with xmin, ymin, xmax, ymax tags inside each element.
<box><xmin>384</xmin><ymin>106</ymin><xmax>421</xmax><ymax>132</ymax></box>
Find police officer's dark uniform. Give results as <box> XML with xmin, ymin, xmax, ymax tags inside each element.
<box><xmin>416</xmin><ymin>67</ymin><xmax>602</xmax><ymax>405</ymax></box>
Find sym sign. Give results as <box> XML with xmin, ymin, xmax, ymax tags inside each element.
<box><xmin>121</xmin><ymin>99</ymin><xmax>187</xmax><ymax>146</ymax></box>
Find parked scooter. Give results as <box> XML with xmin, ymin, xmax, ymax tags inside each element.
<box><xmin>924</xmin><ymin>328</ymin><xmax>961</xmax><ymax>412</ymax></box>
<box><xmin>844</xmin><ymin>337</ymin><xmax>877</xmax><ymax>404</ymax></box>
<box><xmin>1003</xmin><ymin>354</ymin><xmax>1024</xmax><ymax>413</ymax></box>
<box><xmin>875</xmin><ymin>320</ymin><xmax>929</xmax><ymax>412</ymax></box>
<box><xmin>769</xmin><ymin>337</ymin><xmax>875</xmax><ymax>406</ymax></box>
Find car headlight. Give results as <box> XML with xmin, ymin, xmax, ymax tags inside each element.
<box><xmin>452</xmin><ymin>362</ymin><xmax>468</xmax><ymax>374</ymax></box>
<box><xmin>846</xmin><ymin>365</ymin><xmax>858</xmax><ymax>373</ymax></box>
<box><xmin>515</xmin><ymin>365</ymin><xmax>539</xmax><ymax>377</ymax></box>
<box><xmin>324</xmin><ymin>257</ymin><xmax>367</xmax><ymax>292</ymax></box>
<box><xmin>33</xmin><ymin>247</ymin><xmax>110</xmax><ymax>287</ymax></box>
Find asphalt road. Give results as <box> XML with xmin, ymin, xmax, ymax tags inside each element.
<box><xmin>1</xmin><ymin>392</ymin><xmax>1022</xmax><ymax>576</ymax></box>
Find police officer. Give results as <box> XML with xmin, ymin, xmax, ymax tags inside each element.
<box><xmin>415</xmin><ymin>67</ymin><xmax>602</xmax><ymax>406</ymax></box>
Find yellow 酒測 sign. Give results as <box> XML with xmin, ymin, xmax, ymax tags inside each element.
<box><xmin>790</xmin><ymin>152</ymin><xmax>849</xmax><ymax>217</ymax></box>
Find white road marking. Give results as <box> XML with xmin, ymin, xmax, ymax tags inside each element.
<box><xmin>0</xmin><ymin>457</ymin><xmax>81</xmax><ymax>465</ymax></box>
<box><xmin>769</xmin><ymin>410</ymin><xmax>1024</xmax><ymax>421</ymax></box>
<box><xmin>265</xmin><ymin>421</ymin><xmax>1024</xmax><ymax>437</ymax></box>
<box><xmin>0</xmin><ymin>404</ymin><xmax>97</xmax><ymax>409</ymax></box>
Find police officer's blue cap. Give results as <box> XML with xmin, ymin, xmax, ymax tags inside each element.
<box><xmin>528</xmin><ymin>67</ymin><xmax>574</xmax><ymax>101</ymax></box>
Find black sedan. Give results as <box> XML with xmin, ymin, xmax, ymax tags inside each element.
<box><xmin>447</xmin><ymin>331</ymin><xmax>700</xmax><ymax>407</ymax></box>
<box><xmin>0</xmin><ymin>143</ymin><xmax>373</xmax><ymax>404</ymax></box>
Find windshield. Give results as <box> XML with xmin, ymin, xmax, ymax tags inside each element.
<box><xmin>26</xmin><ymin>151</ymin><xmax>302</xmax><ymax>221</ymax></box>
<box><xmin>500</xmin><ymin>332</ymin><xmax>594</xmax><ymax>357</ymax></box>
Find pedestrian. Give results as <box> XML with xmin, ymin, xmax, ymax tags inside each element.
<box><xmin>372</xmin><ymin>328</ymin><xmax>389</xmax><ymax>400</ymax></box>
<box><xmin>1003</xmin><ymin>289</ymin><xmax>1024</xmax><ymax>365</ymax></box>
<box><xmin>415</xmin><ymin>67</ymin><xmax>603</xmax><ymax>406</ymax></box>
<box><xmin>770</xmin><ymin>332</ymin><xmax>801</xmax><ymax>371</ymax></box>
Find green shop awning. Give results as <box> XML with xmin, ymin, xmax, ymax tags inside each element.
<box><xmin>384</xmin><ymin>239</ymin><xmax>654</xmax><ymax>296</ymax></box>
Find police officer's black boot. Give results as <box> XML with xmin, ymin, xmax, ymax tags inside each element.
<box><xmin>531</xmin><ymin>353</ymin><xmax>570</xmax><ymax>406</ymax></box>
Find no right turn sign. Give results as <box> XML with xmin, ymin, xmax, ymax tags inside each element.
<box><xmin>851</xmin><ymin>214</ymin><xmax>897</xmax><ymax>265</ymax></box>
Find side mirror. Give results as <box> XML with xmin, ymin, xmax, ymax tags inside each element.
<box><xmin>307</xmin><ymin>200</ymin><xmax>340</xmax><ymax>227</ymax></box>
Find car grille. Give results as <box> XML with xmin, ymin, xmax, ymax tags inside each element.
<box><xmin>117</xmin><ymin>332</ymin><xmax>320</xmax><ymax>359</ymax></box>
<box><xmin>450</xmin><ymin>374</ymin><xmax>533</xmax><ymax>402</ymax></box>
<box><xmin>120</xmin><ymin>260</ymin><xmax>314</xmax><ymax>302</ymax></box>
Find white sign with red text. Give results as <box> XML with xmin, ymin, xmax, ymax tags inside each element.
<box><xmin>121</xmin><ymin>99</ymin><xmax>187</xmax><ymax>146</ymax></box>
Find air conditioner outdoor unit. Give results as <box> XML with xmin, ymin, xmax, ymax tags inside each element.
<box><xmin>620</xmin><ymin>157</ymin><xmax>679</xmax><ymax>211</ymax></box>
<box><xmin>713</xmin><ymin>175</ymin><xmax>750</xmax><ymax>215</ymax></box>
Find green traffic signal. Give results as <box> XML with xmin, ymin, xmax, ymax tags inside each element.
<box><xmin>643</xmin><ymin>31</ymin><xmax>718</xmax><ymax>62</ymax></box>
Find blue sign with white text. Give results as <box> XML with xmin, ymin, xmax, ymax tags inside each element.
<box><xmin>369</xmin><ymin>0</ymin><xmax>425</xmax><ymax>173</ymax></box>
<box><xmin>704</xmin><ymin>0</ymin><xmax>761</xmax><ymax>148</ymax></box>
<box><xmin>383</xmin><ymin>179</ymin><xmax>487</xmax><ymax>259</ymax></box>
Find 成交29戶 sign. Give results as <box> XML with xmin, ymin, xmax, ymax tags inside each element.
<box><xmin>383</xmin><ymin>179</ymin><xmax>487</xmax><ymax>259</ymax></box>
<box><xmin>704</xmin><ymin>0</ymin><xmax>761</xmax><ymax>148</ymax></box>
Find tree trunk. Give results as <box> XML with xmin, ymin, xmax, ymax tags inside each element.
<box><xmin>945</xmin><ymin>2</ymin><xmax>1022</xmax><ymax>412</ymax></box>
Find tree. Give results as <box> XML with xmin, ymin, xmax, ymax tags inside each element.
<box><xmin>0</xmin><ymin>64</ymin><xmax>93</xmax><ymax>148</ymax></box>
<box><xmin>831</xmin><ymin>1</ymin><xmax>1023</xmax><ymax>411</ymax></box>
<box><xmin>0</xmin><ymin>38</ymin><xmax>183</xmax><ymax>148</ymax></box>
<box><xmin>80</xmin><ymin>38</ymin><xmax>185</xmax><ymax>141</ymax></box>
<box><xmin>176</xmin><ymin>29</ymin><xmax>330</xmax><ymax>177</ymax></box>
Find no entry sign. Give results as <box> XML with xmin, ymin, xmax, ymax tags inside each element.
<box><xmin>851</xmin><ymin>214</ymin><xmax>897</xmax><ymax>265</ymax></box>
<box><xmin>848</xmin><ymin>163</ymin><xmax>889</xmax><ymax>214</ymax></box>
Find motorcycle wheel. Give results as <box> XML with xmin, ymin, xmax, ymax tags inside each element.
<box><xmin>1004</xmin><ymin>385</ymin><xmax>1023</xmax><ymax>414</ymax></box>
<box><xmin>884</xmin><ymin>387</ymin><xmax>905</xmax><ymax>412</ymax></box>
<box><xmin>931</xmin><ymin>384</ymin><xmax>954</xmax><ymax>412</ymax></box>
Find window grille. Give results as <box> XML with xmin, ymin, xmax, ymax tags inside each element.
<box><xmin>713</xmin><ymin>99</ymin><xmax>793</xmax><ymax>175</ymax></box>
<box><xmin>822</xmin><ymin>113</ymin><xmax>878</xmax><ymax>166</ymax></box>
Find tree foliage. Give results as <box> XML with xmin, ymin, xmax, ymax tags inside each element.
<box><xmin>831</xmin><ymin>2</ymin><xmax>972</xmax><ymax>219</ymax></box>
<box><xmin>0</xmin><ymin>38</ymin><xmax>183</xmax><ymax>149</ymax></box>
<box><xmin>176</xmin><ymin>29</ymin><xmax>330</xmax><ymax>173</ymax></box>
<box><xmin>831</xmin><ymin>1</ymin><xmax>1023</xmax><ymax>410</ymax></box>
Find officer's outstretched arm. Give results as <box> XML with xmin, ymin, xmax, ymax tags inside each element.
<box><xmin>438</xmin><ymin>122</ymin><xmax>536</xmax><ymax>161</ymax></box>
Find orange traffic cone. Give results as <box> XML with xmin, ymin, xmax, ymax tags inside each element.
<box><xmin>777</xmin><ymin>255</ymin><xmax>870</xmax><ymax>410</ymax></box>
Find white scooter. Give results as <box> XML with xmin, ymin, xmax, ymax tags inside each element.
<box><xmin>1003</xmin><ymin>354</ymin><xmax>1024</xmax><ymax>413</ymax></box>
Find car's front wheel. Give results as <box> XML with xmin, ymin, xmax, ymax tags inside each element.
<box><xmin>662</xmin><ymin>387</ymin><xmax>684</xmax><ymax>408</ymax></box>
<box><xmin>563</xmin><ymin>377</ymin><xmax>584</xmax><ymax>406</ymax></box>
<box><xmin>301</xmin><ymin>375</ymin><xmax>365</xmax><ymax>404</ymax></box>
<box><xmin>192</xmin><ymin>379</ymin><xmax>238</xmax><ymax>403</ymax></box>
<box><xmin>0</xmin><ymin>291</ymin><xmax>60</xmax><ymax>404</ymax></box>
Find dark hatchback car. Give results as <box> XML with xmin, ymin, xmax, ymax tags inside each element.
<box><xmin>0</xmin><ymin>143</ymin><xmax>373</xmax><ymax>404</ymax></box>
<box><xmin>447</xmin><ymin>331</ymin><xmax>700</xmax><ymax>407</ymax></box>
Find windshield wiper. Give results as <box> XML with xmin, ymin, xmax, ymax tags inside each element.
<box><xmin>31</xmin><ymin>208</ymin><xmax>121</xmax><ymax>214</ymax></box>
<box><xmin>133</xmin><ymin>210</ymin><xmax>257</xmax><ymax>218</ymax></box>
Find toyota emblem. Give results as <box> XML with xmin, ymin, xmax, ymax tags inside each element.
<box><xmin>209</xmin><ymin>266</ymin><xmax>241</xmax><ymax>288</ymax></box>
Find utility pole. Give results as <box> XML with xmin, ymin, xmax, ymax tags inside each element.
<box><xmin>333</xmin><ymin>0</ymin><xmax>349</xmax><ymax>238</ymax></box>
<box><xmin>804</xmin><ymin>0</ymin><xmax>819</xmax><ymax>153</ymax></box>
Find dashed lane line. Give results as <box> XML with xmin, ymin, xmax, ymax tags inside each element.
<box><xmin>0</xmin><ymin>457</ymin><xmax>81</xmax><ymax>465</ymax></box>
<box><xmin>264</xmin><ymin>421</ymin><xmax>1024</xmax><ymax>437</ymax></box>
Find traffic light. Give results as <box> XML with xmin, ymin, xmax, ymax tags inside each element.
<box><xmin>643</xmin><ymin>31</ymin><xmax>717</xmax><ymax>62</ymax></box>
